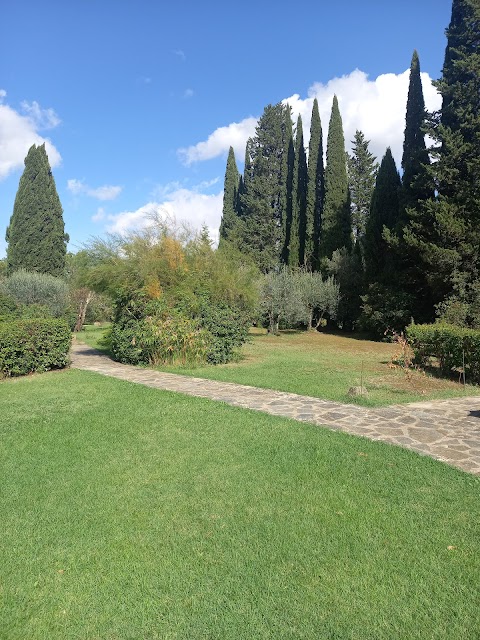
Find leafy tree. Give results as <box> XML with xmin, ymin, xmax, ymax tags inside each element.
<box><xmin>239</xmin><ymin>103</ymin><xmax>292</xmax><ymax>271</ymax></box>
<box><xmin>348</xmin><ymin>130</ymin><xmax>377</xmax><ymax>241</ymax></box>
<box><xmin>297</xmin><ymin>270</ymin><xmax>339</xmax><ymax>330</ymax></box>
<box><xmin>6</xmin><ymin>144</ymin><xmax>68</xmax><ymax>277</ymax></box>
<box><xmin>326</xmin><ymin>245</ymin><xmax>363</xmax><ymax>330</ymax></box>
<box><xmin>260</xmin><ymin>267</ymin><xmax>304</xmax><ymax>334</ymax></box>
<box><xmin>364</xmin><ymin>148</ymin><xmax>401</xmax><ymax>282</ymax></box>
<box><xmin>319</xmin><ymin>96</ymin><xmax>352</xmax><ymax>261</ymax></box>
<box><xmin>289</xmin><ymin>115</ymin><xmax>307</xmax><ymax>267</ymax></box>
<box><xmin>1</xmin><ymin>269</ymin><xmax>69</xmax><ymax>318</ymax></box>
<box><xmin>306</xmin><ymin>98</ymin><xmax>324</xmax><ymax>271</ymax></box>
<box><xmin>219</xmin><ymin>146</ymin><xmax>240</xmax><ymax>244</ymax></box>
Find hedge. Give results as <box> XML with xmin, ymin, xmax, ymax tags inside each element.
<box><xmin>0</xmin><ymin>318</ymin><xmax>71</xmax><ymax>377</ymax></box>
<box><xmin>406</xmin><ymin>323</ymin><xmax>480</xmax><ymax>383</ymax></box>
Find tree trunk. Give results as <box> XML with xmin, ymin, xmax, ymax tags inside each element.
<box><xmin>74</xmin><ymin>290</ymin><xmax>93</xmax><ymax>332</ymax></box>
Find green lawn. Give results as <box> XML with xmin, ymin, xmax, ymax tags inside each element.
<box><xmin>77</xmin><ymin>325</ymin><xmax>479</xmax><ymax>407</ymax></box>
<box><xmin>162</xmin><ymin>329</ymin><xmax>480</xmax><ymax>407</ymax></box>
<box><xmin>1</xmin><ymin>370</ymin><xmax>479</xmax><ymax>639</ymax></box>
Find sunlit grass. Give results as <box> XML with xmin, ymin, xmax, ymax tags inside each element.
<box><xmin>1</xmin><ymin>369</ymin><xmax>479</xmax><ymax>639</ymax></box>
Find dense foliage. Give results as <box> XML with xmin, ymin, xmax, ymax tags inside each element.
<box><xmin>406</xmin><ymin>323</ymin><xmax>480</xmax><ymax>383</ymax></box>
<box><xmin>6</xmin><ymin>144</ymin><xmax>68</xmax><ymax>277</ymax></box>
<box><xmin>0</xmin><ymin>318</ymin><xmax>70</xmax><ymax>376</ymax></box>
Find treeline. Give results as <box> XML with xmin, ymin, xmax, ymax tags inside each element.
<box><xmin>219</xmin><ymin>0</ymin><xmax>480</xmax><ymax>335</ymax></box>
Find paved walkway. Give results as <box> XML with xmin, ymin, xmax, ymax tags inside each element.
<box><xmin>71</xmin><ymin>342</ymin><xmax>480</xmax><ymax>476</ymax></box>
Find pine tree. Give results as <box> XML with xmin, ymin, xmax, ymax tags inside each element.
<box><xmin>364</xmin><ymin>148</ymin><xmax>401</xmax><ymax>282</ymax></box>
<box><xmin>319</xmin><ymin>95</ymin><xmax>352</xmax><ymax>261</ymax></box>
<box><xmin>401</xmin><ymin>51</ymin><xmax>434</xmax><ymax>213</ymax></box>
<box><xmin>403</xmin><ymin>0</ymin><xmax>480</xmax><ymax>324</ymax></box>
<box><xmin>289</xmin><ymin>115</ymin><xmax>307</xmax><ymax>267</ymax></box>
<box><xmin>6</xmin><ymin>144</ymin><xmax>68</xmax><ymax>277</ymax></box>
<box><xmin>239</xmin><ymin>103</ymin><xmax>292</xmax><ymax>272</ymax></box>
<box><xmin>347</xmin><ymin>130</ymin><xmax>377</xmax><ymax>241</ymax></box>
<box><xmin>219</xmin><ymin>146</ymin><xmax>240</xmax><ymax>244</ymax></box>
<box><xmin>306</xmin><ymin>98</ymin><xmax>324</xmax><ymax>270</ymax></box>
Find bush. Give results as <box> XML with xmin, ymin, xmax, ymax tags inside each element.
<box><xmin>0</xmin><ymin>318</ymin><xmax>71</xmax><ymax>377</ymax></box>
<box><xmin>406</xmin><ymin>323</ymin><xmax>480</xmax><ymax>383</ymax></box>
<box><xmin>111</xmin><ymin>314</ymin><xmax>210</xmax><ymax>366</ymax></box>
<box><xmin>198</xmin><ymin>299</ymin><xmax>250</xmax><ymax>364</ymax></box>
<box><xmin>1</xmin><ymin>269</ymin><xmax>69</xmax><ymax>318</ymax></box>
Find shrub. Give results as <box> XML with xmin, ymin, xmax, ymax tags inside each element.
<box><xmin>0</xmin><ymin>318</ymin><xmax>71</xmax><ymax>377</ymax></box>
<box><xmin>1</xmin><ymin>269</ymin><xmax>69</xmax><ymax>318</ymax></box>
<box><xmin>406</xmin><ymin>323</ymin><xmax>480</xmax><ymax>383</ymax></box>
<box><xmin>111</xmin><ymin>314</ymin><xmax>210</xmax><ymax>366</ymax></box>
<box><xmin>198</xmin><ymin>299</ymin><xmax>250</xmax><ymax>364</ymax></box>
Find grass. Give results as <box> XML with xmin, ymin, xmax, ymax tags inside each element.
<box><xmin>1</xmin><ymin>369</ymin><xmax>479</xmax><ymax>639</ymax></box>
<box><xmin>74</xmin><ymin>323</ymin><xmax>111</xmax><ymax>353</ymax></box>
<box><xmin>76</xmin><ymin>324</ymin><xmax>480</xmax><ymax>406</ymax></box>
<box><xmin>161</xmin><ymin>328</ymin><xmax>480</xmax><ymax>407</ymax></box>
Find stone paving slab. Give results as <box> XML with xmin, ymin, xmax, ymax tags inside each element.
<box><xmin>70</xmin><ymin>342</ymin><xmax>480</xmax><ymax>476</ymax></box>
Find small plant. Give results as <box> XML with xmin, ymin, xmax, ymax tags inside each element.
<box><xmin>388</xmin><ymin>330</ymin><xmax>426</xmax><ymax>392</ymax></box>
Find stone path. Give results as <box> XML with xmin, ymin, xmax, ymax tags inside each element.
<box><xmin>70</xmin><ymin>342</ymin><xmax>480</xmax><ymax>476</ymax></box>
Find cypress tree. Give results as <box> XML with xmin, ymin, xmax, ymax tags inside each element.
<box><xmin>289</xmin><ymin>115</ymin><xmax>307</xmax><ymax>267</ymax></box>
<box><xmin>320</xmin><ymin>95</ymin><xmax>352</xmax><ymax>261</ymax></box>
<box><xmin>364</xmin><ymin>148</ymin><xmax>401</xmax><ymax>283</ymax></box>
<box><xmin>403</xmin><ymin>0</ymin><xmax>480</xmax><ymax>323</ymax></box>
<box><xmin>219</xmin><ymin>146</ymin><xmax>240</xmax><ymax>243</ymax></box>
<box><xmin>348</xmin><ymin>130</ymin><xmax>377</xmax><ymax>241</ymax></box>
<box><xmin>6</xmin><ymin>144</ymin><xmax>68</xmax><ymax>277</ymax></box>
<box><xmin>281</xmin><ymin>112</ymin><xmax>295</xmax><ymax>265</ymax></box>
<box><xmin>401</xmin><ymin>50</ymin><xmax>434</xmax><ymax>214</ymax></box>
<box><xmin>306</xmin><ymin>98</ymin><xmax>324</xmax><ymax>271</ymax></box>
<box><xmin>239</xmin><ymin>103</ymin><xmax>291</xmax><ymax>272</ymax></box>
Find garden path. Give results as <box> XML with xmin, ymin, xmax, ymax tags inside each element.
<box><xmin>71</xmin><ymin>342</ymin><xmax>480</xmax><ymax>476</ymax></box>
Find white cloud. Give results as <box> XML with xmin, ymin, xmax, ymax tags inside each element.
<box><xmin>178</xmin><ymin>117</ymin><xmax>257</xmax><ymax>165</ymax></box>
<box><xmin>178</xmin><ymin>69</ymin><xmax>441</xmax><ymax>168</ymax></box>
<box><xmin>106</xmin><ymin>187</ymin><xmax>224</xmax><ymax>244</ymax></box>
<box><xmin>92</xmin><ymin>207</ymin><xmax>106</xmax><ymax>222</ymax></box>
<box><xmin>184</xmin><ymin>88</ymin><xmax>194</xmax><ymax>99</ymax></box>
<box><xmin>67</xmin><ymin>178</ymin><xmax>123</xmax><ymax>201</ymax></box>
<box><xmin>21</xmin><ymin>100</ymin><xmax>61</xmax><ymax>130</ymax></box>
<box><xmin>0</xmin><ymin>93</ymin><xmax>62</xmax><ymax>180</ymax></box>
<box><xmin>172</xmin><ymin>49</ymin><xmax>186</xmax><ymax>61</ymax></box>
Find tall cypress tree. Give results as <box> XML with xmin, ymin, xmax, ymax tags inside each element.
<box><xmin>401</xmin><ymin>50</ymin><xmax>434</xmax><ymax>214</ymax></box>
<box><xmin>319</xmin><ymin>95</ymin><xmax>352</xmax><ymax>261</ymax></box>
<box><xmin>6</xmin><ymin>144</ymin><xmax>68</xmax><ymax>277</ymax></box>
<box><xmin>219</xmin><ymin>146</ymin><xmax>240</xmax><ymax>244</ymax></box>
<box><xmin>239</xmin><ymin>103</ymin><xmax>291</xmax><ymax>272</ymax></box>
<box><xmin>364</xmin><ymin>148</ymin><xmax>401</xmax><ymax>283</ymax></box>
<box><xmin>348</xmin><ymin>130</ymin><xmax>377</xmax><ymax>241</ymax></box>
<box><xmin>306</xmin><ymin>98</ymin><xmax>324</xmax><ymax>270</ymax></box>
<box><xmin>281</xmin><ymin>112</ymin><xmax>295</xmax><ymax>265</ymax></box>
<box><xmin>403</xmin><ymin>0</ymin><xmax>480</xmax><ymax>323</ymax></box>
<box><xmin>289</xmin><ymin>115</ymin><xmax>307</xmax><ymax>267</ymax></box>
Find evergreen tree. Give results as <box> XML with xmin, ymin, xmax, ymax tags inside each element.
<box><xmin>281</xmin><ymin>110</ymin><xmax>295</xmax><ymax>265</ymax></box>
<box><xmin>403</xmin><ymin>0</ymin><xmax>480</xmax><ymax>324</ymax></box>
<box><xmin>319</xmin><ymin>96</ymin><xmax>352</xmax><ymax>261</ymax></box>
<box><xmin>306</xmin><ymin>98</ymin><xmax>324</xmax><ymax>270</ymax></box>
<box><xmin>364</xmin><ymin>148</ymin><xmax>401</xmax><ymax>282</ymax></box>
<box><xmin>401</xmin><ymin>50</ymin><xmax>434</xmax><ymax>213</ymax></box>
<box><xmin>347</xmin><ymin>130</ymin><xmax>377</xmax><ymax>241</ymax></box>
<box><xmin>6</xmin><ymin>144</ymin><xmax>68</xmax><ymax>277</ymax></box>
<box><xmin>219</xmin><ymin>146</ymin><xmax>240</xmax><ymax>244</ymax></box>
<box><xmin>289</xmin><ymin>115</ymin><xmax>307</xmax><ymax>267</ymax></box>
<box><xmin>239</xmin><ymin>103</ymin><xmax>292</xmax><ymax>272</ymax></box>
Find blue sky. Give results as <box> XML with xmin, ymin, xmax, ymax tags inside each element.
<box><xmin>0</xmin><ymin>1</ymin><xmax>453</xmax><ymax>256</ymax></box>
